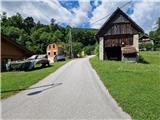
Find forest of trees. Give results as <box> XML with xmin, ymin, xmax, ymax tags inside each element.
<box><xmin>149</xmin><ymin>17</ymin><xmax>160</xmax><ymax>50</ymax></box>
<box><xmin>1</xmin><ymin>12</ymin><xmax>97</xmax><ymax>57</ymax></box>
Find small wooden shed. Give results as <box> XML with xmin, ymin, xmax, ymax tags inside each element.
<box><xmin>139</xmin><ymin>34</ymin><xmax>154</xmax><ymax>51</ymax></box>
<box><xmin>139</xmin><ymin>34</ymin><xmax>154</xmax><ymax>45</ymax></box>
<box><xmin>96</xmin><ymin>8</ymin><xmax>144</xmax><ymax>61</ymax></box>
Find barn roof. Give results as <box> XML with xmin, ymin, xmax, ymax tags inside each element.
<box><xmin>96</xmin><ymin>8</ymin><xmax>144</xmax><ymax>37</ymax></box>
<box><xmin>1</xmin><ymin>33</ymin><xmax>34</xmax><ymax>56</ymax></box>
<box><xmin>139</xmin><ymin>33</ymin><xmax>154</xmax><ymax>40</ymax></box>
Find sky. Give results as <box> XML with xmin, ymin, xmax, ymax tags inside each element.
<box><xmin>1</xmin><ymin>0</ymin><xmax>160</xmax><ymax>33</ymax></box>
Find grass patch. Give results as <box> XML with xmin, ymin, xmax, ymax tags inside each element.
<box><xmin>90</xmin><ymin>51</ymin><xmax>160</xmax><ymax>120</ymax></box>
<box><xmin>1</xmin><ymin>61</ymin><xmax>68</xmax><ymax>99</ymax></box>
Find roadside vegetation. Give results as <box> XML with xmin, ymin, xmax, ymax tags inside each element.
<box><xmin>1</xmin><ymin>12</ymin><xmax>97</xmax><ymax>57</ymax></box>
<box><xmin>149</xmin><ymin>17</ymin><xmax>160</xmax><ymax>50</ymax></box>
<box><xmin>1</xmin><ymin>61</ymin><xmax>68</xmax><ymax>99</ymax></box>
<box><xmin>90</xmin><ymin>51</ymin><xmax>160</xmax><ymax>120</ymax></box>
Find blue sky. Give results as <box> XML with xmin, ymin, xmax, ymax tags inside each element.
<box><xmin>1</xmin><ymin>0</ymin><xmax>160</xmax><ymax>32</ymax></box>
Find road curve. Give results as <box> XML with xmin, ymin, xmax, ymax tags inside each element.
<box><xmin>2</xmin><ymin>57</ymin><xmax>131</xmax><ymax>119</ymax></box>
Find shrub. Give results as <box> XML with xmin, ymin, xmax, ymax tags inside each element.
<box><xmin>139</xmin><ymin>43</ymin><xmax>154</xmax><ymax>51</ymax></box>
<box><xmin>94</xmin><ymin>42</ymin><xmax>99</xmax><ymax>56</ymax></box>
<box><xmin>83</xmin><ymin>45</ymin><xmax>95</xmax><ymax>55</ymax></box>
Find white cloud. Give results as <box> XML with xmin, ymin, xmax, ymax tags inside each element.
<box><xmin>90</xmin><ymin>1</ymin><xmax>123</xmax><ymax>28</ymax></box>
<box><xmin>39</xmin><ymin>0</ymin><xmax>73</xmax><ymax>24</ymax></box>
<box><xmin>70</xmin><ymin>1</ymin><xmax>91</xmax><ymax>26</ymax></box>
<box><xmin>130</xmin><ymin>1</ymin><xmax>160</xmax><ymax>33</ymax></box>
<box><xmin>1</xmin><ymin>1</ymin><xmax>51</xmax><ymax>23</ymax></box>
<box><xmin>1</xmin><ymin>0</ymin><xmax>160</xmax><ymax>32</ymax></box>
<box><xmin>90</xmin><ymin>0</ymin><xmax>160</xmax><ymax>33</ymax></box>
<box><xmin>1</xmin><ymin>0</ymin><xmax>91</xmax><ymax>27</ymax></box>
<box><xmin>20</xmin><ymin>2</ymin><xmax>49</xmax><ymax>22</ymax></box>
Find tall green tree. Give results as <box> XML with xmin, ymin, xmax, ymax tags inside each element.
<box><xmin>149</xmin><ymin>17</ymin><xmax>160</xmax><ymax>50</ymax></box>
<box><xmin>23</xmin><ymin>17</ymin><xmax>35</xmax><ymax>34</ymax></box>
<box><xmin>2</xmin><ymin>26</ymin><xmax>22</xmax><ymax>40</ymax></box>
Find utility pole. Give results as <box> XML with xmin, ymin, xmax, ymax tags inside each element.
<box><xmin>68</xmin><ymin>28</ymin><xmax>73</xmax><ymax>58</ymax></box>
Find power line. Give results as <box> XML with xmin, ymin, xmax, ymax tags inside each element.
<box><xmin>90</xmin><ymin>1</ymin><xmax>132</xmax><ymax>25</ymax></box>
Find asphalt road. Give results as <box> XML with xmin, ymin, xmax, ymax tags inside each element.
<box><xmin>2</xmin><ymin>57</ymin><xmax>131</xmax><ymax>119</ymax></box>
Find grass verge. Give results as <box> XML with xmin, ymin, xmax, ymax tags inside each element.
<box><xmin>1</xmin><ymin>61</ymin><xmax>68</xmax><ymax>99</ymax></box>
<box><xmin>90</xmin><ymin>51</ymin><xmax>160</xmax><ymax>120</ymax></box>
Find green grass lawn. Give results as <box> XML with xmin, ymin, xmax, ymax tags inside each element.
<box><xmin>1</xmin><ymin>61</ymin><xmax>68</xmax><ymax>99</ymax></box>
<box><xmin>90</xmin><ymin>51</ymin><xmax>160</xmax><ymax>120</ymax></box>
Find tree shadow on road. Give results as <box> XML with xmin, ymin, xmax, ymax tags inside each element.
<box><xmin>27</xmin><ymin>83</ymin><xmax>62</xmax><ymax>96</ymax></box>
<box><xmin>1</xmin><ymin>83</ymin><xmax>62</xmax><ymax>94</ymax></box>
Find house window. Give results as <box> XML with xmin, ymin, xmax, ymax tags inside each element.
<box><xmin>53</xmin><ymin>44</ymin><xmax>55</xmax><ymax>48</ymax></box>
<box><xmin>48</xmin><ymin>52</ymin><xmax>50</xmax><ymax>55</ymax></box>
<box><xmin>54</xmin><ymin>52</ymin><xmax>56</xmax><ymax>55</ymax></box>
<box><xmin>49</xmin><ymin>45</ymin><xmax>51</xmax><ymax>49</ymax></box>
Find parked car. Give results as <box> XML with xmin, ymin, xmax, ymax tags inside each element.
<box><xmin>54</xmin><ymin>54</ymin><xmax>65</xmax><ymax>61</ymax></box>
<box><xmin>6</xmin><ymin>54</ymin><xmax>50</xmax><ymax>71</ymax></box>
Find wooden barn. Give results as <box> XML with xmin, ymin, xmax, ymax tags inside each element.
<box><xmin>1</xmin><ymin>33</ymin><xmax>33</xmax><ymax>71</ymax></box>
<box><xmin>96</xmin><ymin>8</ymin><xmax>144</xmax><ymax>61</ymax></box>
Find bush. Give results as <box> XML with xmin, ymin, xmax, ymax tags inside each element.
<box><xmin>94</xmin><ymin>42</ymin><xmax>99</xmax><ymax>56</ymax></box>
<box><xmin>139</xmin><ymin>43</ymin><xmax>154</xmax><ymax>51</ymax></box>
<box><xmin>83</xmin><ymin>45</ymin><xmax>95</xmax><ymax>55</ymax></box>
<box><xmin>72</xmin><ymin>42</ymin><xmax>83</xmax><ymax>58</ymax></box>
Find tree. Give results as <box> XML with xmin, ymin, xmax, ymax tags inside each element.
<box><xmin>23</xmin><ymin>17</ymin><xmax>35</xmax><ymax>34</ymax></box>
<box><xmin>72</xmin><ymin>28</ymin><xmax>96</xmax><ymax>46</ymax></box>
<box><xmin>49</xmin><ymin>18</ymin><xmax>59</xmax><ymax>32</ymax></box>
<box><xmin>52</xmin><ymin>30</ymin><xmax>63</xmax><ymax>43</ymax></box>
<box><xmin>17</xmin><ymin>33</ymin><xmax>30</xmax><ymax>46</ymax></box>
<box><xmin>8</xmin><ymin>13</ymin><xmax>24</xmax><ymax>29</ymax></box>
<box><xmin>72</xmin><ymin>42</ymin><xmax>83</xmax><ymax>57</ymax></box>
<box><xmin>2</xmin><ymin>26</ymin><xmax>22</xmax><ymax>40</ymax></box>
<box><xmin>83</xmin><ymin>45</ymin><xmax>95</xmax><ymax>55</ymax></box>
<box><xmin>149</xmin><ymin>17</ymin><xmax>160</xmax><ymax>50</ymax></box>
<box><xmin>1</xmin><ymin>11</ymin><xmax>7</xmax><ymax>25</ymax></box>
<box><xmin>156</xmin><ymin>17</ymin><xmax>160</xmax><ymax>29</ymax></box>
<box><xmin>50</xmin><ymin>18</ymin><xmax>56</xmax><ymax>25</ymax></box>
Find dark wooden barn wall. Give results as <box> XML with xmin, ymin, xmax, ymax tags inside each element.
<box><xmin>112</xmin><ymin>14</ymin><xmax>129</xmax><ymax>23</ymax></box>
<box><xmin>104</xmin><ymin>14</ymin><xmax>139</xmax><ymax>36</ymax></box>
<box><xmin>104</xmin><ymin>35</ymin><xmax>133</xmax><ymax>47</ymax></box>
<box><xmin>105</xmin><ymin>23</ymin><xmax>138</xmax><ymax>35</ymax></box>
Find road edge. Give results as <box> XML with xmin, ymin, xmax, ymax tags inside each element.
<box><xmin>88</xmin><ymin>57</ymin><xmax>131</xmax><ymax>119</ymax></box>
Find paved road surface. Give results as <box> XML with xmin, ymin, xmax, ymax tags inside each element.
<box><xmin>2</xmin><ymin>57</ymin><xmax>131</xmax><ymax>119</ymax></box>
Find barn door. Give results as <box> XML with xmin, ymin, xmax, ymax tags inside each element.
<box><xmin>105</xmin><ymin>47</ymin><xmax>121</xmax><ymax>60</ymax></box>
